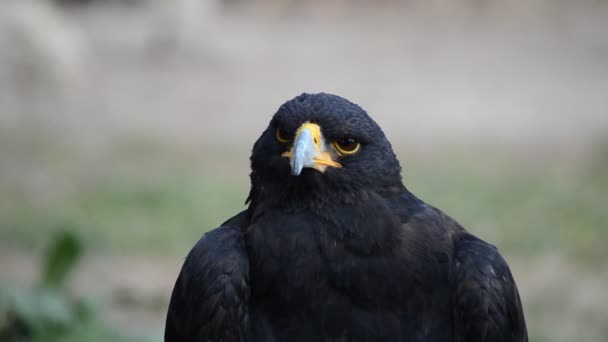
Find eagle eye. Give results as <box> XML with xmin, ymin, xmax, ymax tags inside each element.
<box><xmin>276</xmin><ymin>127</ymin><xmax>290</xmax><ymax>143</ymax></box>
<box><xmin>333</xmin><ymin>138</ymin><xmax>361</xmax><ymax>155</ymax></box>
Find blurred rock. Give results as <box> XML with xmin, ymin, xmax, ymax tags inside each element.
<box><xmin>0</xmin><ymin>0</ymin><xmax>86</xmax><ymax>125</ymax></box>
<box><xmin>145</xmin><ymin>0</ymin><xmax>221</xmax><ymax>60</ymax></box>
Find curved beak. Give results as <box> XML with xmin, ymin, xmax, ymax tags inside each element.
<box><xmin>281</xmin><ymin>122</ymin><xmax>341</xmax><ymax>176</ymax></box>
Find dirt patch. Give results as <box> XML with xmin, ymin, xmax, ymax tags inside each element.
<box><xmin>1</xmin><ymin>249</ymin><xmax>607</xmax><ymax>341</ymax></box>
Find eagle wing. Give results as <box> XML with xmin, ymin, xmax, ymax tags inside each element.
<box><xmin>451</xmin><ymin>233</ymin><xmax>528</xmax><ymax>342</ymax></box>
<box><xmin>165</xmin><ymin>222</ymin><xmax>250</xmax><ymax>342</ymax></box>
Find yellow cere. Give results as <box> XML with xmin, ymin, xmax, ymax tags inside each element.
<box><xmin>295</xmin><ymin>122</ymin><xmax>322</xmax><ymax>152</ymax></box>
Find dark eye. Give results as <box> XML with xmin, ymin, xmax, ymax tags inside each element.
<box><xmin>276</xmin><ymin>127</ymin><xmax>290</xmax><ymax>143</ymax></box>
<box><xmin>333</xmin><ymin>137</ymin><xmax>361</xmax><ymax>155</ymax></box>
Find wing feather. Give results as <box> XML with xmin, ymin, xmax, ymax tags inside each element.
<box><xmin>165</xmin><ymin>224</ymin><xmax>250</xmax><ymax>342</ymax></box>
<box><xmin>451</xmin><ymin>233</ymin><xmax>528</xmax><ymax>342</ymax></box>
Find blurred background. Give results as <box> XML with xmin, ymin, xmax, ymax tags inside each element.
<box><xmin>0</xmin><ymin>0</ymin><xmax>607</xmax><ymax>341</ymax></box>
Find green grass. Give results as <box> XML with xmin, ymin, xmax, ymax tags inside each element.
<box><xmin>1</xmin><ymin>139</ymin><xmax>606</xmax><ymax>263</ymax></box>
<box><xmin>405</xmin><ymin>148</ymin><xmax>608</xmax><ymax>264</ymax></box>
<box><xmin>0</xmin><ymin>173</ymin><xmax>247</xmax><ymax>256</ymax></box>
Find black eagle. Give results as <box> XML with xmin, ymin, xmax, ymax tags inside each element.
<box><xmin>165</xmin><ymin>93</ymin><xmax>528</xmax><ymax>342</ymax></box>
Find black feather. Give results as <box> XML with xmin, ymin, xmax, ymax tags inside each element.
<box><xmin>165</xmin><ymin>93</ymin><xmax>528</xmax><ymax>342</ymax></box>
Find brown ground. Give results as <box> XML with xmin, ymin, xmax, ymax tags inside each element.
<box><xmin>2</xmin><ymin>249</ymin><xmax>608</xmax><ymax>341</ymax></box>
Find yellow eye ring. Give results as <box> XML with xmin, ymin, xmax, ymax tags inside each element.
<box><xmin>333</xmin><ymin>138</ymin><xmax>360</xmax><ymax>155</ymax></box>
<box><xmin>276</xmin><ymin>127</ymin><xmax>290</xmax><ymax>143</ymax></box>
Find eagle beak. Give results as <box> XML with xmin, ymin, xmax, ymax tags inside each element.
<box><xmin>281</xmin><ymin>122</ymin><xmax>342</xmax><ymax>176</ymax></box>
